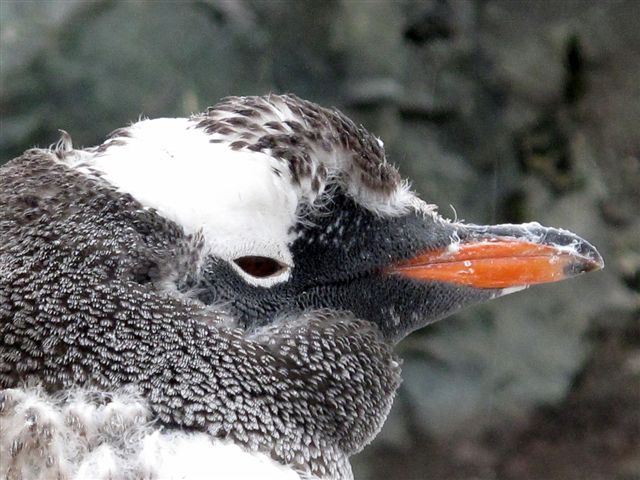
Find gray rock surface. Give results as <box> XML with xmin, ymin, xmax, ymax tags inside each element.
<box><xmin>1</xmin><ymin>1</ymin><xmax>638</xmax><ymax>478</ymax></box>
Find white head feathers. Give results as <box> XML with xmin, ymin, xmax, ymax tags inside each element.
<box><xmin>58</xmin><ymin>94</ymin><xmax>435</xmax><ymax>286</ymax></box>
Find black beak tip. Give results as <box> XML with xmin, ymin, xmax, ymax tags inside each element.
<box><xmin>565</xmin><ymin>239</ymin><xmax>604</xmax><ymax>277</ymax></box>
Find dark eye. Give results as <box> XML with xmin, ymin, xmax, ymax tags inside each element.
<box><xmin>234</xmin><ymin>256</ymin><xmax>287</xmax><ymax>278</ymax></box>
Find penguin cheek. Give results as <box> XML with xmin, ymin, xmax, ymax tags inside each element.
<box><xmin>370</xmin><ymin>277</ymin><xmax>496</xmax><ymax>342</ymax></box>
<box><xmin>290</xmin><ymin>276</ymin><xmax>495</xmax><ymax>342</ymax></box>
<box><xmin>382</xmin><ymin>278</ymin><xmax>496</xmax><ymax>342</ymax></box>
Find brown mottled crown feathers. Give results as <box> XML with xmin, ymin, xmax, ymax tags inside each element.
<box><xmin>192</xmin><ymin>94</ymin><xmax>401</xmax><ymax>195</ymax></box>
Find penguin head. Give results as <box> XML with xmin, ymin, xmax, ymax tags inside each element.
<box><xmin>77</xmin><ymin>94</ymin><xmax>603</xmax><ymax>342</ymax></box>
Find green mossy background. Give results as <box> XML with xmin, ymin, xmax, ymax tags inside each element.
<box><xmin>1</xmin><ymin>1</ymin><xmax>638</xmax><ymax>478</ymax></box>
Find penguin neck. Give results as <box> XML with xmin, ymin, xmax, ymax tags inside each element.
<box><xmin>9</xmin><ymin>313</ymin><xmax>401</xmax><ymax>479</ymax></box>
<box><xmin>197</xmin><ymin>316</ymin><xmax>402</xmax><ymax>478</ymax></box>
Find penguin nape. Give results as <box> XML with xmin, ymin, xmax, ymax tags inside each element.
<box><xmin>0</xmin><ymin>94</ymin><xmax>603</xmax><ymax>480</ymax></box>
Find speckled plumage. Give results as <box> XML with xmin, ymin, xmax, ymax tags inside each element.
<box><xmin>196</xmin><ymin>95</ymin><xmax>400</xmax><ymax>193</ymax></box>
<box><xmin>0</xmin><ymin>149</ymin><xmax>400</xmax><ymax>479</ymax></box>
<box><xmin>100</xmin><ymin>94</ymin><xmax>416</xmax><ymax>218</ymax></box>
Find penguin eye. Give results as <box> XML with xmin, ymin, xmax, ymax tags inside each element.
<box><xmin>234</xmin><ymin>256</ymin><xmax>288</xmax><ymax>278</ymax></box>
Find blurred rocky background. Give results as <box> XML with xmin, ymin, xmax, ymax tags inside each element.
<box><xmin>1</xmin><ymin>1</ymin><xmax>638</xmax><ymax>478</ymax></box>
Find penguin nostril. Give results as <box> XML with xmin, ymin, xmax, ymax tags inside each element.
<box><xmin>234</xmin><ymin>256</ymin><xmax>288</xmax><ymax>278</ymax></box>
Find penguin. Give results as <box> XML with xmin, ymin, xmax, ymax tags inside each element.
<box><xmin>0</xmin><ymin>94</ymin><xmax>603</xmax><ymax>480</ymax></box>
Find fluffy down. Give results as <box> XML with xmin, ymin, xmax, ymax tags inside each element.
<box><xmin>0</xmin><ymin>387</ymin><xmax>304</xmax><ymax>480</ymax></box>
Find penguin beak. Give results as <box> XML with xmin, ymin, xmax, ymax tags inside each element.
<box><xmin>287</xmin><ymin>196</ymin><xmax>605</xmax><ymax>342</ymax></box>
<box><xmin>386</xmin><ymin>222</ymin><xmax>604</xmax><ymax>290</ymax></box>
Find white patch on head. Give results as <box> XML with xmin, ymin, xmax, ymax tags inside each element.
<box><xmin>198</xmin><ymin>96</ymin><xmax>434</xmax><ymax>218</ymax></box>
<box><xmin>347</xmin><ymin>178</ymin><xmax>425</xmax><ymax>218</ymax></box>
<box><xmin>0</xmin><ymin>387</ymin><xmax>306</xmax><ymax>480</ymax></box>
<box><xmin>62</xmin><ymin>104</ymin><xmax>441</xmax><ymax>289</ymax></box>
<box><xmin>69</xmin><ymin>118</ymin><xmax>298</xmax><ymax>288</ymax></box>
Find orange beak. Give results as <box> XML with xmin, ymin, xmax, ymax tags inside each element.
<box><xmin>386</xmin><ymin>236</ymin><xmax>604</xmax><ymax>289</ymax></box>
